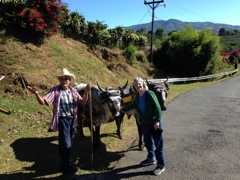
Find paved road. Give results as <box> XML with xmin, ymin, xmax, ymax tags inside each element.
<box><xmin>78</xmin><ymin>75</ymin><xmax>240</xmax><ymax>180</ymax></box>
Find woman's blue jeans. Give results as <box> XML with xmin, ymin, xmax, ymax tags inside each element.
<box><xmin>58</xmin><ymin>116</ymin><xmax>74</xmax><ymax>175</ymax></box>
<box><xmin>142</xmin><ymin>122</ymin><xmax>165</xmax><ymax>168</ymax></box>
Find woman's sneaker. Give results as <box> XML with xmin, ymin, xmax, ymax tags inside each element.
<box><xmin>140</xmin><ymin>159</ymin><xmax>156</xmax><ymax>166</ymax></box>
<box><xmin>153</xmin><ymin>167</ymin><xmax>165</xmax><ymax>176</ymax></box>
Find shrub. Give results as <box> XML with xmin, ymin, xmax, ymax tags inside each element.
<box><xmin>155</xmin><ymin>26</ymin><xmax>223</xmax><ymax>77</ymax></box>
<box><xmin>124</xmin><ymin>44</ymin><xmax>137</xmax><ymax>65</ymax></box>
<box><xmin>19</xmin><ymin>0</ymin><xmax>65</xmax><ymax>37</ymax></box>
<box><xmin>136</xmin><ymin>50</ymin><xmax>147</xmax><ymax>62</ymax></box>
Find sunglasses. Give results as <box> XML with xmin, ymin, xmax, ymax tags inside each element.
<box><xmin>60</xmin><ymin>77</ymin><xmax>70</xmax><ymax>81</ymax></box>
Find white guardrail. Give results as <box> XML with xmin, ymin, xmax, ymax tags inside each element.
<box><xmin>149</xmin><ymin>68</ymin><xmax>238</xmax><ymax>83</ymax></box>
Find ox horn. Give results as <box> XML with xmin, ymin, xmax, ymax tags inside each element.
<box><xmin>164</xmin><ymin>76</ymin><xmax>169</xmax><ymax>82</ymax></box>
<box><xmin>122</xmin><ymin>80</ymin><xmax>128</xmax><ymax>89</ymax></box>
<box><xmin>145</xmin><ymin>79</ymin><xmax>150</xmax><ymax>85</ymax></box>
<box><xmin>97</xmin><ymin>82</ymin><xmax>105</xmax><ymax>92</ymax></box>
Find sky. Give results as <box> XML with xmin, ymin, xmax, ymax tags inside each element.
<box><xmin>62</xmin><ymin>0</ymin><xmax>240</xmax><ymax>29</ymax></box>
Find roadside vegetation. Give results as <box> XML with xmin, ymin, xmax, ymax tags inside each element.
<box><xmin>0</xmin><ymin>0</ymin><xmax>239</xmax><ymax>178</ymax></box>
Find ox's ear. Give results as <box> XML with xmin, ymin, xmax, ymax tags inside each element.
<box><xmin>164</xmin><ymin>76</ymin><xmax>170</xmax><ymax>90</ymax></box>
<box><xmin>97</xmin><ymin>82</ymin><xmax>105</xmax><ymax>92</ymax></box>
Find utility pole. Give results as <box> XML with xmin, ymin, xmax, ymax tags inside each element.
<box><xmin>144</xmin><ymin>0</ymin><xmax>164</xmax><ymax>63</ymax></box>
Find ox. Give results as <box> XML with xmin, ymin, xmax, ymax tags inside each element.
<box><xmin>118</xmin><ymin>79</ymin><xmax>170</xmax><ymax>151</ymax></box>
<box><xmin>74</xmin><ymin>83</ymin><xmax>122</xmax><ymax>150</ymax></box>
<box><xmin>96</xmin><ymin>82</ymin><xmax>128</xmax><ymax>140</ymax></box>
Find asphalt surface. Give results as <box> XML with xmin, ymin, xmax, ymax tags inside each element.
<box><xmin>77</xmin><ymin>75</ymin><xmax>240</xmax><ymax>180</ymax></box>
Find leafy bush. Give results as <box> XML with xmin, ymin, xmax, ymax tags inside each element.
<box><xmin>0</xmin><ymin>0</ymin><xmax>66</xmax><ymax>39</ymax></box>
<box><xmin>154</xmin><ymin>25</ymin><xmax>223</xmax><ymax>77</ymax></box>
<box><xmin>20</xmin><ymin>0</ymin><xmax>65</xmax><ymax>37</ymax></box>
<box><xmin>136</xmin><ymin>50</ymin><xmax>147</xmax><ymax>62</ymax></box>
<box><xmin>124</xmin><ymin>44</ymin><xmax>137</xmax><ymax>65</ymax></box>
<box><xmin>60</xmin><ymin>11</ymin><xmax>87</xmax><ymax>40</ymax></box>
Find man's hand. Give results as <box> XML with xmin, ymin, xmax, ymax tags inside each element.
<box><xmin>27</xmin><ymin>86</ymin><xmax>45</xmax><ymax>105</ymax></box>
<box><xmin>86</xmin><ymin>82</ymin><xmax>91</xmax><ymax>91</ymax></box>
<box><xmin>84</xmin><ymin>82</ymin><xmax>91</xmax><ymax>95</ymax></box>
<box><xmin>27</xmin><ymin>86</ymin><xmax>38</xmax><ymax>95</ymax></box>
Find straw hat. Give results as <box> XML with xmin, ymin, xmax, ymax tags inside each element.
<box><xmin>57</xmin><ymin>68</ymin><xmax>75</xmax><ymax>81</ymax></box>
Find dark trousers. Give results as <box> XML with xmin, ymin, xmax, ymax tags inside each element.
<box><xmin>58</xmin><ymin>116</ymin><xmax>74</xmax><ymax>175</ymax></box>
<box><xmin>142</xmin><ymin>123</ymin><xmax>165</xmax><ymax>168</ymax></box>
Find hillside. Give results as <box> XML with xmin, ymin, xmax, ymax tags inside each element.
<box><xmin>0</xmin><ymin>34</ymin><xmax>159</xmax><ymax>95</ymax></box>
<box><xmin>125</xmin><ymin>18</ymin><xmax>240</xmax><ymax>34</ymax></box>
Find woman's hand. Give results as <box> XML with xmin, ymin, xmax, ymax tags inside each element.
<box><xmin>154</xmin><ymin>121</ymin><xmax>160</xmax><ymax>130</ymax></box>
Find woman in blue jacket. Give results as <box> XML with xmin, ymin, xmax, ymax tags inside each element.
<box><xmin>121</xmin><ymin>77</ymin><xmax>165</xmax><ymax>176</ymax></box>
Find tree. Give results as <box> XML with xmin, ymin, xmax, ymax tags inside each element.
<box><xmin>108</xmin><ymin>26</ymin><xmax>124</xmax><ymax>48</ymax></box>
<box><xmin>155</xmin><ymin>25</ymin><xmax>222</xmax><ymax>77</ymax></box>
<box><xmin>218</xmin><ymin>28</ymin><xmax>227</xmax><ymax>36</ymax></box>
<box><xmin>0</xmin><ymin>0</ymin><xmax>25</xmax><ymax>27</ymax></box>
<box><xmin>136</xmin><ymin>28</ymin><xmax>146</xmax><ymax>35</ymax></box>
<box><xmin>86</xmin><ymin>20</ymin><xmax>108</xmax><ymax>45</ymax></box>
<box><xmin>99</xmin><ymin>29</ymin><xmax>111</xmax><ymax>46</ymax></box>
<box><xmin>137</xmin><ymin>35</ymin><xmax>148</xmax><ymax>47</ymax></box>
<box><xmin>60</xmin><ymin>11</ymin><xmax>87</xmax><ymax>40</ymax></box>
<box><xmin>122</xmin><ymin>29</ymin><xmax>148</xmax><ymax>49</ymax></box>
<box><xmin>155</xmin><ymin>27</ymin><xmax>164</xmax><ymax>39</ymax></box>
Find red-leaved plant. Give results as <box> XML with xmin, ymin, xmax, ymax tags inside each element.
<box><xmin>20</xmin><ymin>0</ymin><xmax>64</xmax><ymax>36</ymax></box>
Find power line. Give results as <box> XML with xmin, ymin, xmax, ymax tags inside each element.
<box><xmin>138</xmin><ymin>9</ymin><xmax>150</xmax><ymax>24</ymax></box>
<box><xmin>138</xmin><ymin>4</ymin><xmax>155</xmax><ymax>25</ymax></box>
<box><xmin>169</xmin><ymin>4</ymin><xmax>216</xmax><ymax>22</ymax></box>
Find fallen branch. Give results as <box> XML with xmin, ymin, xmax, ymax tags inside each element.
<box><xmin>0</xmin><ymin>108</ymin><xmax>11</xmax><ymax>115</ymax></box>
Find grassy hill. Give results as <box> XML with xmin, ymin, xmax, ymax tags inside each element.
<box><xmin>0</xmin><ymin>34</ymin><xmax>157</xmax><ymax>92</ymax></box>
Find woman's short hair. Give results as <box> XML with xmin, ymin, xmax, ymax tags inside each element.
<box><xmin>132</xmin><ymin>77</ymin><xmax>148</xmax><ymax>90</ymax></box>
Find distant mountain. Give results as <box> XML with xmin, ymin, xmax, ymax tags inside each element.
<box><xmin>124</xmin><ymin>19</ymin><xmax>240</xmax><ymax>34</ymax></box>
